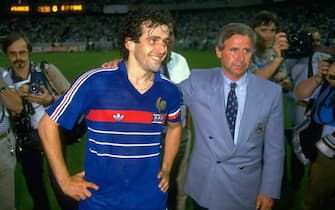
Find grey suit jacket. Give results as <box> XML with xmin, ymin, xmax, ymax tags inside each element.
<box><xmin>179</xmin><ymin>68</ymin><xmax>285</xmax><ymax>210</ymax></box>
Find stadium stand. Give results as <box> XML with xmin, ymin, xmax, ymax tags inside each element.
<box><xmin>0</xmin><ymin>1</ymin><xmax>334</xmax><ymax>52</ymax></box>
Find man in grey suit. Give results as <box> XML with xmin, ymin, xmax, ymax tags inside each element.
<box><xmin>179</xmin><ymin>23</ymin><xmax>285</xmax><ymax>210</ymax></box>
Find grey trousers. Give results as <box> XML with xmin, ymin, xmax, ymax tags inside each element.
<box><xmin>301</xmin><ymin>151</ymin><xmax>335</xmax><ymax>210</ymax></box>
<box><xmin>0</xmin><ymin>131</ymin><xmax>16</xmax><ymax>210</ymax></box>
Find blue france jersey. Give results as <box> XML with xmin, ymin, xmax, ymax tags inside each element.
<box><xmin>47</xmin><ymin>61</ymin><xmax>181</xmax><ymax>210</ymax></box>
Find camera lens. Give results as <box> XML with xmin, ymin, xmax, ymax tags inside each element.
<box><xmin>327</xmin><ymin>56</ymin><xmax>335</xmax><ymax>64</ymax></box>
<box><xmin>289</xmin><ymin>33</ymin><xmax>299</xmax><ymax>42</ymax></box>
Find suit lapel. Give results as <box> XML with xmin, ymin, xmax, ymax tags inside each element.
<box><xmin>206</xmin><ymin>71</ymin><xmax>264</xmax><ymax>157</ymax></box>
<box><xmin>236</xmin><ymin>75</ymin><xmax>263</xmax><ymax>146</ymax></box>
<box><xmin>208</xmin><ymin>70</ymin><xmax>236</xmax><ymax>150</ymax></box>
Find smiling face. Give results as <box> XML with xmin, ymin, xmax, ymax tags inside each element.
<box><xmin>216</xmin><ymin>34</ymin><xmax>253</xmax><ymax>81</ymax></box>
<box><xmin>126</xmin><ymin>22</ymin><xmax>170</xmax><ymax>73</ymax></box>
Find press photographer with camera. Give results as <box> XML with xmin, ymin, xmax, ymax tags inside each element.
<box><xmin>2</xmin><ymin>32</ymin><xmax>77</xmax><ymax>210</ymax></box>
<box><xmin>283</xmin><ymin>26</ymin><xmax>330</xmax><ymax>191</ymax></box>
<box><xmin>249</xmin><ymin>10</ymin><xmax>292</xmax><ymax>92</ymax></box>
<box><xmin>294</xmin><ymin>55</ymin><xmax>335</xmax><ymax>210</ymax></box>
<box><xmin>288</xmin><ymin>26</ymin><xmax>323</xmax><ymax>125</ymax></box>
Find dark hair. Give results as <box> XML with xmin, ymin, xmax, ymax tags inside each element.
<box><xmin>251</xmin><ymin>10</ymin><xmax>279</xmax><ymax>29</ymax></box>
<box><xmin>118</xmin><ymin>7</ymin><xmax>173</xmax><ymax>61</ymax></box>
<box><xmin>216</xmin><ymin>23</ymin><xmax>256</xmax><ymax>50</ymax></box>
<box><xmin>2</xmin><ymin>32</ymin><xmax>32</xmax><ymax>54</ymax></box>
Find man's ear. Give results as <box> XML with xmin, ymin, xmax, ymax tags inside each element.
<box><xmin>125</xmin><ymin>37</ymin><xmax>135</xmax><ymax>52</ymax></box>
<box><xmin>215</xmin><ymin>46</ymin><xmax>223</xmax><ymax>59</ymax></box>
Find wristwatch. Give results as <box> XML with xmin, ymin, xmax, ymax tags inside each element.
<box><xmin>0</xmin><ymin>85</ymin><xmax>6</xmax><ymax>93</ymax></box>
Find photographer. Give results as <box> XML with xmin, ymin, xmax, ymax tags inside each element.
<box><xmin>2</xmin><ymin>32</ymin><xmax>76</xmax><ymax>210</ymax></box>
<box><xmin>285</xmin><ymin>26</ymin><xmax>329</xmax><ymax>190</ymax></box>
<box><xmin>288</xmin><ymin>27</ymin><xmax>324</xmax><ymax>126</ymax></box>
<box><xmin>294</xmin><ymin>56</ymin><xmax>335</xmax><ymax>210</ymax></box>
<box><xmin>249</xmin><ymin>10</ymin><xmax>291</xmax><ymax>91</ymax></box>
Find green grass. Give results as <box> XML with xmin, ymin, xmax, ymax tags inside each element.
<box><xmin>0</xmin><ymin>50</ymin><xmax>302</xmax><ymax>210</ymax></box>
<box><xmin>0</xmin><ymin>49</ymin><xmax>220</xmax><ymax>81</ymax></box>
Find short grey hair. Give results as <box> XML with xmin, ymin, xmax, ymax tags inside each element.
<box><xmin>215</xmin><ymin>23</ymin><xmax>256</xmax><ymax>50</ymax></box>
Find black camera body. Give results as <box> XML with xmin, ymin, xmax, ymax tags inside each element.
<box><xmin>282</xmin><ymin>31</ymin><xmax>313</xmax><ymax>58</ymax></box>
<box><xmin>29</xmin><ymin>62</ymin><xmax>49</xmax><ymax>96</ymax></box>
<box><xmin>29</xmin><ymin>80</ymin><xmax>43</xmax><ymax>95</ymax></box>
<box><xmin>326</xmin><ymin>56</ymin><xmax>335</xmax><ymax>80</ymax></box>
<box><xmin>327</xmin><ymin>56</ymin><xmax>335</xmax><ymax>64</ymax></box>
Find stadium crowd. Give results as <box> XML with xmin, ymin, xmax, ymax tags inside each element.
<box><xmin>0</xmin><ymin>2</ymin><xmax>334</xmax><ymax>51</ymax></box>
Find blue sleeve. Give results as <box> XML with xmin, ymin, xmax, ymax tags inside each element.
<box><xmin>47</xmin><ymin>71</ymin><xmax>93</xmax><ymax>129</ymax></box>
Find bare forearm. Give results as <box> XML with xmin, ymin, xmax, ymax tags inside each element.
<box><xmin>38</xmin><ymin>114</ymin><xmax>70</xmax><ymax>186</ymax></box>
<box><xmin>254</xmin><ymin>57</ymin><xmax>284</xmax><ymax>79</ymax></box>
<box><xmin>0</xmin><ymin>88</ymin><xmax>23</xmax><ymax>114</ymax></box>
<box><xmin>161</xmin><ymin>122</ymin><xmax>182</xmax><ymax>172</ymax></box>
<box><xmin>295</xmin><ymin>75</ymin><xmax>321</xmax><ymax>100</ymax></box>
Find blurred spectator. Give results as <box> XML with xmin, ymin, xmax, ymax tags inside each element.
<box><xmin>0</xmin><ymin>65</ymin><xmax>23</xmax><ymax>210</ymax></box>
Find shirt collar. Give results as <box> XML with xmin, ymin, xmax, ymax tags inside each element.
<box><xmin>222</xmin><ymin>71</ymin><xmax>249</xmax><ymax>88</ymax></box>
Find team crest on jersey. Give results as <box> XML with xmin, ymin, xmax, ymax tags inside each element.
<box><xmin>156</xmin><ymin>97</ymin><xmax>167</xmax><ymax>113</ymax></box>
<box><xmin>113</xmin><ymin>113</ymin><xmax>124</xmax><ymax>121</ymax></box>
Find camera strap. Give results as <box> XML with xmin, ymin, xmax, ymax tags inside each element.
<box><xmin>307</xmin><ymin>54</ymin><xmax>314</xmax><ymax>78</ymax></box>
<box><xmin>40</xmin><ymin>67</ymin><xmax>60</xmax><ymax>96</ymax></box>
<box><xmin>0</xmin><ymin>104</ymin><xmax>5</xmax><ymax>123</ymax></box>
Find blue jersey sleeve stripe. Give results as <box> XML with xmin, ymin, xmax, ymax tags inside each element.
<box><xmin>50</xmin><ymin>68</ymin><xmax>116</xmax><ymax>122</ymax></box>
<box><xmin>168</xmin><ymin>108</ymin><xmax>181</xmax><ymax>121</ymax></box>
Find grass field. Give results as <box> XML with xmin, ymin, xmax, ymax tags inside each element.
<box><xmin>0</xmin><ymin>49</ymin><xmax>220</xmax><ymax>81</ymax></box>
<box><xmin>0</xmin><ymin>50</ymin><xmax>304</xmax><ymax>210</ymax></box>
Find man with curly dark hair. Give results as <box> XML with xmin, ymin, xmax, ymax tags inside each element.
<box><xmin>38</xmin><ymin>7</ymin><xmax>182</xmax><ymax>210</ymax></box>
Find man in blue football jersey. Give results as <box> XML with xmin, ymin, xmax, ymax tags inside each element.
<box><xmin>38</xmin><ymin>7</ymin><xmax>182</xmax><ymax>210</ymax></box>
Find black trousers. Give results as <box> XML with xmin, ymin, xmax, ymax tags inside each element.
<box><xmin>21</xmin><ymin>146</ymin><xmax>51</xmax><ymax>210</ymax></box>
<box><xmin>48</xmin><ymin>166</ymin><xmax>78</xmax><ymax>210</ymax></box>
<box><xmin>21</xmin><ymin>129</ymin><xmax>78</xmax><ymax>210</ymax></box>
<box><xmin>191</xmin><ymin>198</ymin><xmax>208</xmax><ymax>210</ymax></box>
<box><xmin>48</xmin><ymin>133</ymin><xmax>78</xmax><ymax>210</ymax></box>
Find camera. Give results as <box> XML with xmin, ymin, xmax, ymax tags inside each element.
<box><xmin>326</xmin><ymin>56</ymin><xmax>335</xmax><ymax>64</ymax></box>
<box><xmin>40</xmin><ymin>61</ymin><xmax>49</xmax><ymax>70</ymax></box>
<box><xmin>29</xmin><ymin>80</ymin><xmax>43</xmax><ymax>95</ymax></box>
<box><xmin>282</xmin><ymin>31</ymin><xmax>313</xmax><ymax>58</ymax></box>
<box><xmin>316</xmin><ymin>134</ymin><xmax>335</xmax><ymax>158</ymax></box>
